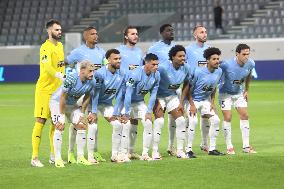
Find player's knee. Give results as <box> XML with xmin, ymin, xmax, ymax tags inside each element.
<box><xmin>142</xmin><ymin>119</ymin><xmax>152</xmax><ymax>133</ymax></box>
<box><xmin>189</xmin><ymin>116</ymin><xmax>198</xmax><ymax>128</ymax></box>
<box><xmin>76</xmin><ymin>123</ymin><xmax>87</xmax><ymax>130</ymax></box>
<box><xmin>130</xmin><ymin>119</ymin><xmax>138</xmax><ymax>125</ymax></box>
<box><xmin>111</xmin><ymin>120</ymin><xmax>123</xmax><ymax>133</ymax></box>
<box><xmin>209</xmin><ymin>115</ymin><xmax>220</xmax><ymax>127</ymax></box>
<box><xmin>154</xmin><ymin>117</ymin><xmax>164</xmax><ymax>131</ymax></box>
<box><xmin>239</xmin><ymin>113</ymin><xmax>249</xmax><ymax>120</ymax></box>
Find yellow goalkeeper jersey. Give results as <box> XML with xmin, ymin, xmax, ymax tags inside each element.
<box><xmin>36</xmin><ymin>40</ymin><xmax>65</xmax><ymax>94</ymax></box>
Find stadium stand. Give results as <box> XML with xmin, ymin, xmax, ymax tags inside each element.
<box><xmin>0</xmin><ymin>0</ymin><xmax>283</xmax><ymax>45</ymax></box>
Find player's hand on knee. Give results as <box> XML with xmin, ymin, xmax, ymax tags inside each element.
<box><xmin>87</xmin><ymin>113</ymin><xmax>97</xmax><ymax>124</ymax></box>
<box><xmin>55</xmin><ymin>122</ymin><xmax>65</xmax><ymax>131</ymax></box>
<box><xmin>189</xmin><ymin>105</ymin><xmax>197</xmax><ymax>116</ymax></box>
<box><xmin>109</xmin><ymin>115</ymin><xmax>118</xmax><ymax>122</ymax></box>
<box><xmin>145</xmin><ymin>113</ymin><xmax>152</xmax><ymax>122</ymax></box>
<box><xmin>121</xmin><ymin>114</ymin><xmax>130</xmax><ymax>124</ymax></box>
<box><xmin>177</xmin><ymin>103</ymin><xmax>184</xmax><ymax>114</ymax></box>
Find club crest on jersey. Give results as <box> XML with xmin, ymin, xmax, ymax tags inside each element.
<box><xmin>41</xmin><ymin>55</ymin><xmax>48</xmax><ymax>63</ymax></box>
<box><xmin>127</xmin><ymin>78</ymin><xmax>135</xmax><ymax>86</ymax></box>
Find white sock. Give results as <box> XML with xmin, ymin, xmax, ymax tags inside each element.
<box><xmin>141</xmin><ymin>119</ymin><xmax>153</xmax><ymax>155</ymax></box>
<box><xmin>184</xmin><ymin>116</ymin><xmax>189</xmax><ymax>148</ymax></box>
<box><xmin>167</xmin><ymin>114</ymin><xmax>176</xmax><ymax>150</ymax></box>
<box><xmin>111</xmin><ymin>120</ymin><xmax>123</xmax><ymax>156</ymax></box>
<box><xmin>200</xmin><ymin>117</ymin><xmax>210</xmax><ymax>147</ymax></box>
<box><xmin>53</xmin><ymin>129</ymin><xmax>63</xmax><ymax>161</ymax></box>
<box><xmin>187</xmin><ymin>115</ymin><xmax>198</xmax><ymax>152</ymax></box>
<box><xmin>153</xmin><ymin>117</ymin><xmax>164</xmax><ymax>153</ymax></box>
<box><xmin>68</xmin><ymin>123</ymin><xmax>76</xmax><ymax>153</ymax></box>
<box><xmin>175</xmin><ymin>116</ymin><xmax>186</xmax><ymax>151</ymax></box>
<box><xmin>129</xmin><ymin>124</ymin><xmax>137</xmax><ymax>153</ymax></box>
<box><xmin>87</xmin><ymin>123</ymin><xmax>97</xmax><ymax>160</ymax></box>
<box><xmin>223</xmin><ymin>121</ymin><xmax>233</xmax><ymax>149</ymax></box>
<box><xmin>208</xmin><ymin>115</ymin><xmax>220</xmax><ymax>151</ymax></box>
<box><xmin>240</xmin><ymin>120</ymin><xmax>250</xmax><ymax>148</ymax></box>
<box><xmin>121</xmin><ymin>121</ymin><xmax>131</xmax><ymax>154</ymax></box>
<box><xmin>76</xmin><ymin>130</ymin><xmax>86</xmax><ymax>159</ymax></box>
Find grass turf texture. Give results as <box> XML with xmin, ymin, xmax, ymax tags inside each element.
<box><xmin>0</xmin><ymin>81</ymin><xmax>283</xmax><ymax>189</ymax></box>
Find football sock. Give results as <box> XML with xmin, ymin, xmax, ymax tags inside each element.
<box><xmin>240</xmin><ymin>120</ymin><xmax>250</xmax><ymax>148</ymax></box>
<box><xmin>76</xmin><ymin>130</ymin><xmax>86</xmax><ymax>158</ymax></box>
<box><xmin>32</xmin><ymin>122</ymin><xmax>44</xmax><ymax>159</ymax></box>
<box><xmin>175</xmin><ymin>116</ymin><xmax>186</xmax><ymax>151</ymax></box>
<box><xmin>223</xmin><ymin>121</ymin><xmax>233</xmax><ymax>149</ymax></box>
<box><xmin>111</xmin><ymin>120</ymin><xmax>123</xmax><ymax>156</ymax></box>
<box><xmin>121</xmin><ymin>121</ymin><xmax>131</xmax><ymax>154</ymax></box>
<box><xmin>200</xmin><ymin>117</ymin><xmax>210</xmax><ymax>147</ymax></box>
<box><xmin>153</xmin><ymin>118</ymin><xmax>164</xmax><ymax>153</ymax></box>
<box><xmin>141</xmin><ymin>119</ymin><xmax>153</xmax><ymax>155</ymax></box>
<box><xmin>129</xmin><ymin>124</ymin><xmax>137</xmax><ymax>153</ymax></box>
<box><xmin>168</xmin><ymin>114</ymin><xmax>176</xmax><ymax>150</ymax></box>
<box><xmin>87</xmin><ymin>123</ymin><xmax>97</xmax><ymax>159</ymax></box>
<box><xmin>68</xmin><ymin>123</ymin><xmax>76</xmax><ymax>153</ymax></box>
<box><xmin>53</xmin><ymin>129</ymin><xmax>63</xmax><ymax>161</ymax></box>
<box><xmin>187</xmin><ymin>115</ymin><xmax>198</xmax><ymax>152</ymax></box>
<box><xmin>49</xmin><ymin>124</ymin><xmax>55</xmax><ymax>155</ymax></box>
<box><xmin>208</xmin><ymin>115</ymin><xmax>220</xmax><ymax>151</ymax></box>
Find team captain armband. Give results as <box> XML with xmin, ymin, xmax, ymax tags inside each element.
<box><xmin>198</xmin><ymin>61</ymin><xmax>207</xmax><ymax>67</ymax></box>
<box><xmin>168</xmin><ymin>84</ymin><xmax>181</xmax><ymax>90</ymax></box>
<box><xmin>128</xmin><ymin>64</ymin><xmax>139</xmax><ymax>70</ymax></box>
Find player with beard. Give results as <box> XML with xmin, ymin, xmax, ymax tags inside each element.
<box><xmin>66</xmin><ymin>26</ymin><xmax>107</xmax><ymax>164</ymax></box>
<box><xmin>116</xmin><ymin>26</ymin><xmax>144</xmax><ymax>160</ymax></box>
<box><xmin>148</xmin><ymin>24</ymin><xmax>178</xmax><ymax>156</ymax></box>
<box><xmin>31</xmin><ymin>19</ymin><xmax>65</xmax><ymax>167</ymax></box>
<box><xmin>185</xmin><ymin>25</ymin><xmax>211</xmax><ymax>153</ymax></box>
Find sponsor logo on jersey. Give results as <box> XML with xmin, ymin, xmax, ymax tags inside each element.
<box><xmin>129</xmin><ymin>64</ymin><xmax>139</xmax><ymax>70</ymax></box>
<box><xmin>168</xmin><ymin>84</ymin><xmax>181</xmax><ymax>90</ymax></box>
<box><xmin>105</xmin><ymin>88</ymin><xmax>116</xmax><ymax>94</ymax></box>
<box><xmin>202</xmin><ymin>86</ymin><xmax>214</xmax><ymax>92</ymax></box>
<box><xmin>233</xmin><ymin>79</ymin><xmax>244</xmax><ymax>85</ymax></box>
<box><xmin>198</xmin><ymin>61</ymin><xmax>207</xmax><ymax>67</ymax></box>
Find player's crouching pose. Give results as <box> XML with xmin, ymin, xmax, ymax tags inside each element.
<box><xmin>49</xmin><ymin>60</ymin><xmax>95</xmax><ymax>167</ymax></box>
<box><xmin>152</xmin><ymin>45</ymin><xmax>192</xmax><ymax>160</ymax></box>
<box><xmin>120</xmin><ymin>53</ymin><xmax>160</xmax><ymax>161</ymax></box>
<box><xmin>182</xmin><ymin>47</ymin><xmax>224</xmax><ymax>157</ymax></box>
<box><xmin>87</xmin><ymin>49</ymin><xmax>126</xmax><ymax>163</ymax></box>
<box><xmin>219</xmin><ymin>44</ymin><xmax>256</xmax><ymax>154</ymax></box>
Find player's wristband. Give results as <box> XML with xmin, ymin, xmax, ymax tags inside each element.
<box><xmin>58</xmin><ymin>114</ymin><xmax>65</xmax><ymax>124</ymax></box>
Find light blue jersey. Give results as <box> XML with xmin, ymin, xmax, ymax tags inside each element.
<box><xmin>51</xmin><ymin>72</ymin><xmax>94</xmax><ymax>105</ymax></box>
<box><xmin>186</xmin><ymin>43</ymin><xmax>210</xmax><ymax>69</ymax></box>
<box><xmin>148</xmin><ymin>41</ymin><xmax>176</xmax><ymax>65</ymax></box>
<box><xmin>116</xmin><ymin>45</ymin><xmax>143</xmax><ymax>72</ymax></box>
<box><xmin>91</xmin><ymin>65</ymin><xmax>125</xmax><ymax>115</ymax></box>
<box><xmin>157</xmin><ymin>62</ymin><xmax>192</xmax><ymax>98</ymax></box>
<box><xmin>219</xmin><ymin>57</ymin><xmax>255</xmax><ymax>95</ymax></box>
<box><xmin>66</xmin><ymin>44</ymin><xmax>106</xmax><ymax>75</ymax></box>
<box><xmin>191</xmin><ymin>67</ymin><xmax>222</xmax><ymax>102</ymax></box>
<box><xmin>124</xmin><ymin>66</ymin><xmax>160</xmax><ymax>115</ymax></box>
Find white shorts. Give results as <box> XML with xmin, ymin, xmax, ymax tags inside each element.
<box><xmin>219</xmin><ymin>93</ymin><xmax>247</xmax><ymax>110</ymax></box>
<box><xmin>97</xmin><ymin>104</ymin><xmax>114</xmax><ymax>118</ymax></box>
<box><xmin>49</xmin><ymin>100</ymin><xmax>82</xmax><ymax>125</ymax></box>
<box><xmin>157</xmin><ymin>95</ymin><xmax>180</xmax><ymax>113</ymax></box>
<box><xmin>121</xmin><ymin>101</ymin><xmax>147</xmax><ymax>119</ymax></box>
<box><xmin>186</xmin><ymin>100</ymin><xmax>215</xmax><ymax>116</ymax></box>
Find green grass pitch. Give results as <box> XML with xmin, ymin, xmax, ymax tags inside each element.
<box><xmin>0</xmin><ymin>81</ymin><xmax>284</xmax><ymax>189</ymax></box>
